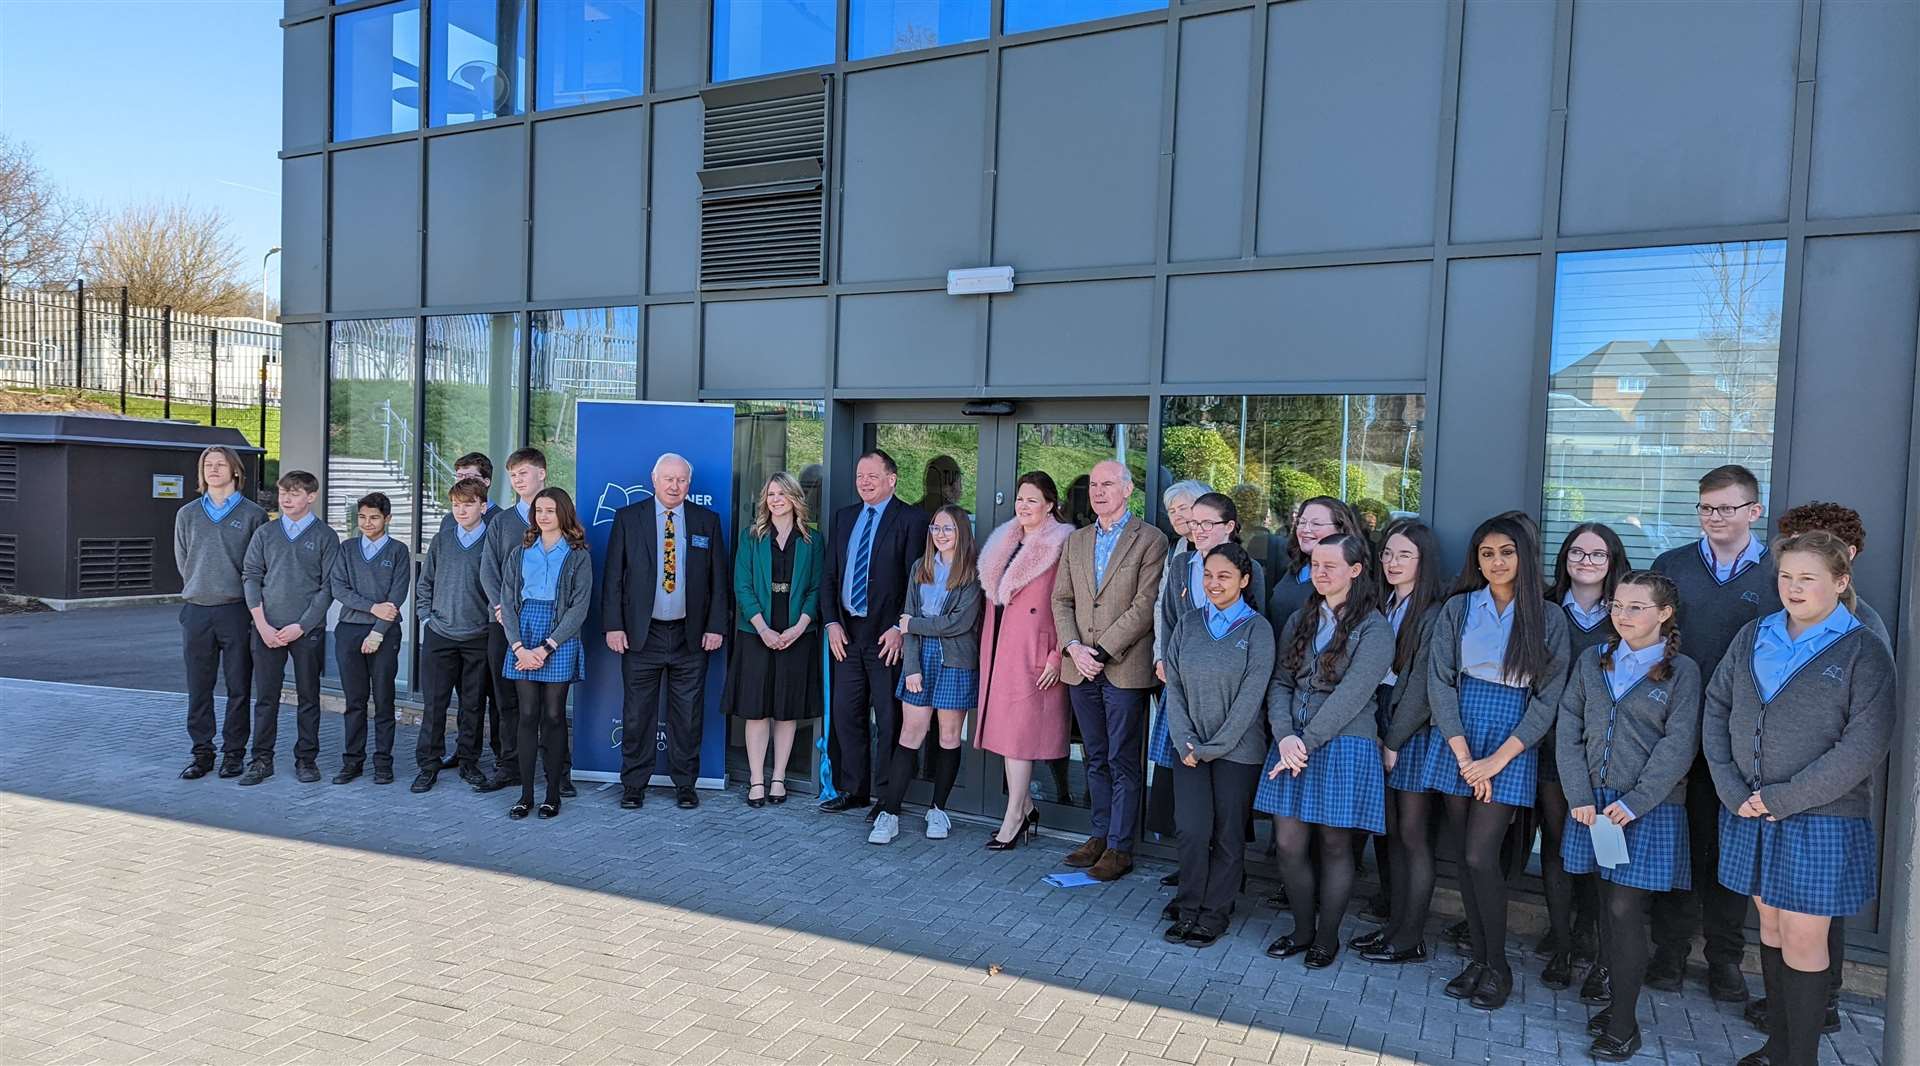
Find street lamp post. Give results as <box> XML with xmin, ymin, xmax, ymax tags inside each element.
<box><xmin>261</xmin><ymin>246</ymin><xmax>281</xmax><ymax>322</ymax></box>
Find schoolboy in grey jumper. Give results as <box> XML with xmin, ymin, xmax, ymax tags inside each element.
<box><xmin>239</xmin><ymin>470</ymin><xmax>339</xmax><ymax>786</ymax></box>
<box><xmin>175</xmin><ymin>445</ymin><xmax>269</xmax><ymax>780</ymax></box>
<box><xmin>475</xmin><ymin>447</ymin><xmax>547</xmax><ymax>794</ymax></box>
<box><xmin>414</xmin><ymin>478</ymin><xmax>498</xmax><ymax>792</ymax></box>
<box><xmin>328</xmin><ymin>491</ymin><xmax>411</xmax><ymax>785</ymax></box>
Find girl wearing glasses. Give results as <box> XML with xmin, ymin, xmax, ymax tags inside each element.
<box><xmin>1267</xmin><ymin>495</ymin><xmax>1369</xmax><ymax>637</ymax></box>
<box><xmin>1414</xmin><ymin>514</ymin><xmax>1571</xmax><ymax>1010</ymax></box>
<box><xmin>871</xmin><ymin>505</ymin><xmax>982</xmax><ymax>845</ymax></box>
<box><xmin>1557</xmin><ymin>571</ymin><xmax>1699</xmax><ymax>1061</ymax></box>
<box><xmin>1539</xmin><ymin>523</ymin><xmax>1632</xmax><ymax>994</ymax></box>
<box><xmin>1353</xmin><ymin>520</ymin><xmax>1448</xmax><ymax>965</ymax></box>
<box><xmin>1706</xmin><ymin>531</ymin><xmax>1893</xmax><ymax>1066</ymax></box>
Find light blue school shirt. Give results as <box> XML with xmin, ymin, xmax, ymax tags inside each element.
<box><xmin>1564</xmin><ymin>592</ymin><xmax>1608</xmax><ymax>631</ymax></box>
<box><xmin>1606</xmin><ymin>639</ymin><xmax>1667</xmax><ymax>701</ymax></box>
<box><xmin>520</xmin><ymin>537</ymin><xmax>571</xmax><ymax>601</ymax></box>
<box><xmin>1753</xmin><ymin>603</ymin><xmax>1860</xmax><ymax>702</ymax></box>
<box><xmin>918</xmin><ymin>557</ymin><xmax>951</xmax><ymax>617</ymax></box>
<box><xmin>201</xmin><ymin>493</ymin><xmax>241</xmax><ymax>523</ymax></box>
<box><xmin>1204</xmin><ymin>598</ymin><xmax>1257</xmax><ymax>639</ymax></box>
<box><xmin>1382</xmin><ymin>594</ymin><xmax>1411</xmax><ymax>686</ymax></box>
<box><xmin>360</xmin><ymin>534</ymin><xmax>390</xmax><ymax>561</ymax></box>
<box><xmin>1701</xmin><ymin>534</ymin><xmax>1765</xmax><ymax>583</ymax></box>
<box><xmin>280</xmin><ymin>512</ymin><xmax>316</xmax><ymax>540</ymax></box>
<box><xmin>456</xmin><ymin>521</ymin><xmax>487</xmax><ymax>549</ymax></box>
<box><xmin>1460</xmin><ymin>587</ymin><xmax>1518</xmax><ymax>685</ymax></box>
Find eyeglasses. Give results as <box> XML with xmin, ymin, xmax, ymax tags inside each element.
<box><xmin>1608</xmin><ymin>601</ymin><xmax>1660</xmax><ymax>617</ymax></box>
<box><xmin>1567</xmin><ymin>549</ymin><xmax>1611</xmax><ymax>564</ymax></box>
<box><xmin>1296</xmin><ymin>519</ymin><xmax>1336</xmax><ymax>532</ymax></box>
<box><xmin>1696</xmin><ymin>501</ymin><xmax>1757</xmax><ymax>518</ymax></box>
<box><xmin>929</xmin><ymin>525</ymin><xmax>959</xmax><ymax>535</ymax></box>
<box><xmin>1189</xmin><ymin>519</ymin><xmax>1229</xmax><ymax>533</ymax></box>
<box><xmin>1380</xmin><ymin>549</ymin><xmax>1419</xmax><ymax>565</ymax></box>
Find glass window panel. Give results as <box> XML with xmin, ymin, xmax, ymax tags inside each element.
<box><xmin>1160</xmin><ymin>394</ymin><xmax>1427</xmax><ymax>564</ymax></box>
<box><xmin>535</xmin><ymin>0</ymin><xmax>647</xmax><ymax>109</ymax></box>
<box><xmin>1002</xmin><ymin>0</ymin><xmax>1163</xmax><ymax>35</ymax></box>
<box><xmin>870</xmin><ymin>424</ymin><xmax>981</xmax><ymax>526</ymax></box>
<box><xmin>529</xmin><ymin>307</ymin><xmax>639</xmax><ymax>496</ymax></box>
<box><xmin>429</xmin><ymin>0</ymin><xmax>529</xmax><ymax>127</ymax></box>
<box><xmin>327</xmin><ymin>318</ymin><xmax>418</xmax><ymax>688</ymax></box>
<box><xmin>333</xmin><ymin>0</ymin><xmax>422</xmax><ymax>141</ymax></box>
<box><xmin>712</xmin><ymin>0</ymin><xmax>837</xmax><ymax>82</ymax></box>
<box><xmin>424</xmin><ymin>314</ymin><xmax>521</xmax><ymax>536</ymax></box>
<box><xmin>1543</xmin><ymin>241</ymin><xmax>1785</xmax><ymax>564</ymax></box>
<box><xmin>849</xmin><ymin>0</ymin><xmax>989</xmax><ymax>60</ymax></box>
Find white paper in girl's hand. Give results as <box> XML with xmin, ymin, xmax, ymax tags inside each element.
<box><xmin>1590</xmin><ymin>819</ymin><xmax>1630</xmax><ymax>869</ymax></box>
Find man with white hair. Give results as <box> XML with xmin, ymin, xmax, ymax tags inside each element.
<box><xmin>602</xmin><ymin>452</ymin><xmax>730</xmax><ymax>809</ymax></box>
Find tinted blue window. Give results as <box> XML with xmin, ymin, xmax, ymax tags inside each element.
<box><xmin>429</xmin><ymin>0</ymin><xmax>528</xmax><ymax>127</ymax></box>
<box><xmin>1002</xmin><ymin>0</ymin><xmax>1163</xmax><ymax>35</ymax></box>
<box><xmin>849</xmin><ymin>0</ymin><xmax>989</xmax><ymax>60</ymax></box>
<box><xmin>712</xmin><ymin>0</ymin><xmax>837</xmax><ymax>82</ymax></box>
<box><xmin>535</xmin><ymin>0</ymin><xmax>646</xmax><ymax>109</ymax></box>
<box><xmin>333</xmin><ymin>0</ymin><xmax>421</xmax><ymax>141</ymax></box>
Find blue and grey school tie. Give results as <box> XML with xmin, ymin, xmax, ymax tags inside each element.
<box><xmin>848</xmin><ymin>506</ymin><xmax>876</xmax><ymax>615</ymax></box>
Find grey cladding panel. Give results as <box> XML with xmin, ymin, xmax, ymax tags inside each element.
<box><xmin>281</xmin><ymin>156</ymin><xmax>324</xmax><ymax>316</ymax></box>
<box><xmin>1561</xmin><ymin>1</ymin><xmax>1796</xmax><ymax>235</ymax></box>
<box><xmin>841</xmin><ymin>56</ymin><xmax>988</xmax><ymax>283</ymax></box>
<box><xmin>533</xmin><ymin>110</ymin><xmax>645</xmax><ymax>300</ymax></box>
<box><xmin>283</xmin><ymin>20</ymin><xmax>327</xmax><ymax>149</ymax></box>
<box><xmin>646</xmin><ymin>304</ymin><xmax>695</xmax><ymax>401</ymax></box>
<box><xmin>1163</xmin><ymin>264</ymin><xmax>1430</xmax><ymax>384</ymax></box>
<box><xmin>285</xmin><ymin>0</ymin><xmax>325</xmax><ymax>20</ymax></box>
<box><xmin>1433</xmin><ymin>255</ymin><xmax>1539</xmax><ymax>558</ymax></box>
<box><xmin>994</xmin><ymin>28</ymin><xmax>1164</xmax><ymax>272</ymax></box>
<box><xmin>330</xmin><ymin>143</ymin><xmax>420</xmax><ymax>313</ymax></box>
<box><xmin>1809</xmin><ymin>1</ymin><xmax>1920</xmax><ymax>219</ymax></box>
<box><xmin>1170</xmin><ymin>11</ymin><xmax>1252</xmax><ymax>263</ymax></box>
<box><xmin>1257</xmin><ymin>0</ymin><xmax>1445</xmax><ymax>256</ymax></box>
<box><xmin>1785</xmin><ymin>234</ymin><xmax>1920</xmax><ymax>613</ymax></box>
<box><xmin>280</xmin><ymin>323</ymin><xmax>326</xmax><ymax>478</ymax></box>
<box><xmin>1450</xmin><ymin>0</ymin><xmax>1553</xmax><ymax>244</ymax></box>
<box><xmin>653</xmin><ymin>0</ymin><xmax>708</xmax><ymax>92</ymax></box>
<box><xmin>703</xmin><ymin>298</ymin><xmax>828</xmax><ymax>391</ymax></box>
<box><xmin>650</xmin><ymin>100</ymin><xmax>701</xmax><ymax>295</ymax></box>
<box><xmin>987</xmin><ymin>280</ymin><xmax>1152</xmax><ymax>387</ymax></box>
<box><xmin>838</xmin><ymin>292</ymin><xmax>981</xmax><ymax>388</ymax></box>
<box><xmin>425</xmin><ymin>126</ymin><xmax>527</xmax><ymax>307</ymax></box>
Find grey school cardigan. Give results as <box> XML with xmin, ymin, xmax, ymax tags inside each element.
<box><xmin>1269</xmin><ymin>609</ymin><xmax>1394</xmax><ymax>749</ymax></box>
<box><xmin>1154</xmin><ymin>547</ymin><xmax>1267</xmax><ymax>664</ymax></box>
<box><xmin>498</xmin><ymin>541</ymin><xmax>595</xmax><ymax>651</ymax></box>
<box><xmin>1163</xmin><ymin>609</ymin><xmax>1276</xmax><ymax>766</ymax></box>
<box><xmin>1382</xmin><ymin>607</ymin><xmax>1441</xmax><ymax>751</ymax></box>
<box><xmin>1426</xmin><ymin>592</ymin><xmax>1572</xmax><ymax>749</ymax></box>
<box><xmin>1555</xmin><ymin>645</ymin><xmax>1702</xmax><ymax>815</ymax></box>
<box><xmin>1702</xmin><ymin>620</ymin><xmax>1896</xmax><ymax>821</ymax></box>
<box><xmin>900</xmin><ymin>578</ymin><xmax>984</xmax><ymax>672</ymax></box>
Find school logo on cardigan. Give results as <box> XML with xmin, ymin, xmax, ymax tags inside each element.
<box><xmin>1648</xmin><ymin>688</ymin><xmax>1669</xmax><ymax>704</ymax></box>
<box><xmin>302</xmin><ymin>539</ymin><xmax>318</xmax><ymax>552</ymax></box>
<box><xmin>1741</xmin><ymin>591</ymin><xmax>1760</xmax><ymax>604</ymax></box>
<box><xmin>1822</xmin><ymin>665</ymin><xmax>1845</xmax><ymax>683</ymax></box>
<box><xmin>1236</xmin><ymin>638</ymin><xmax>1250</xmax><ymax>650</ymax></box>
<box><xmin>229</xmin><ymin>519</ymin><xmax>246</xmax><ymax>530</ymax></box>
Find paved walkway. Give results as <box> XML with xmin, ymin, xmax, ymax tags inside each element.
<box><xmin>0</xmin><ymin>677</ymin><xmax>1884</xmax><ymax>1066</ymax></box>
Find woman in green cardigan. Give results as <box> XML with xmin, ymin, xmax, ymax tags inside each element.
<box><xmin>722</xmin><ymin>471</ymin><xmax>824</xmax><ymax>807</ymax></box>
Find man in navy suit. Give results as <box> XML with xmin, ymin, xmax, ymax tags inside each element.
<box><xmin>819</xmin><ymin>449</ymin><xmax>930</xmax><ymax>816</ymax></box>
<box><xmin>602</xmin><ymin>453</ymin><xmax>730</xmax><ymax>810</ymax></box>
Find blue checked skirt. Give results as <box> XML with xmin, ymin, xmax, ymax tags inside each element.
<box><xmin>1718</xmin><ymin>808</ymin><xmax>1878</xmax><ymax>917</ymax></box>
<box><xmin>1387</xmin><ymin>725</ymin><xmax>1434</xmax><ymax>792</ymax></box>
<box><xmin>896</xmin><ymin>638</ymin><xmax>978</xmax><ymax>710</ymax></box>
<box><xmin>1147</xmin><ymin>701</ymin><xmax>1174</xmax><ymax>768</ymax></box>
<box><xmin>502</xmin><ymin>599</ymin><xmax>585</xmax><ymax>682</ymax></box>
<box><xmin>1254</xmin><ymin>734</ymin><xmax>1388</xmax><ymax>834</ymax></box>
<box><xmin>1413</xmin><ymin>676</ymin><xmax>1538</xmax><ymax>808</ymax></box>
<box><xmin>1561</xmin><ymin>787</ymin><xmax>1690</xmax><ymax>892</ymax></box>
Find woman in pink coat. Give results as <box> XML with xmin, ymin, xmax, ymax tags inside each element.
<box><xmin>976</xmin><ymin>471</ymin><xmax>1076</xmax><ymax>850</ymax></box>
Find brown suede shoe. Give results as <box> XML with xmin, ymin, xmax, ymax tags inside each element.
<box><xmin>1063</xmin><ymin>836</ymin><xmax>1108</xmax><ymax>868</ymax></box>
<box><xmin>1088</xmin><ymin>849</ymin><xmax>1134</xmax><ymax>882</ymax></box>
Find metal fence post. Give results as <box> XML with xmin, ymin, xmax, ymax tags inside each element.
<box><xmin>118</xmin><ymin>287</ymin><xmax>129</xmax><ymax>413</ymax></box>
<box><xmin>161</xmin><ymin>306</ymin><xmax>173</xmax><ymax>420</ymax></box>
<box><xmin>73</xmin><ymin>279</ymin><xmax>86</xmax><ymax>391</ymax></box>
<box><xmin>209</xmin><ymin>327</ymin><xmax>219</xmax><ymax>426</ymax></box>
<box><xmin>258</xmin><ymin>340</ymin><xmax>268</xmax><ymax>450</ymax></box>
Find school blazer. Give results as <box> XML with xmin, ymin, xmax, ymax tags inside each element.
<box><xmin>819</xmin><ymin>498</ymin><xmax>930</xmax><ymax>631</ymax></box>
<box><xmin>600</xmin><ymin>497</ymin><xmax>730</xmax><ymax>648</ymax></box>
<box><xmin>1051</xmin><ymin>517</ymin><xmax>1169</xmax><ymax>689</ymax></box>
<box><xmin>900</xmin><ymin>578</ymin><xmax>984</xmax><ymax>672</ymax></box>
<box><xmin>731</xmin><ymin>527</ymin><xmax>822</xmax><ymax>634</ymax></box>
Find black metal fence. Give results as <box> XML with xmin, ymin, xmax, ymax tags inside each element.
<box><xmin>0</xmin><ymin>283</ymin><xmax>282</xmax><ymax>448</ymax></box>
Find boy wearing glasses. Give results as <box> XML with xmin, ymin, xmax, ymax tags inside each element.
<box><xmin>1645</xmin><ymin>463</ymin><xmax>1780</xmax><ymax>1002</ymax></box>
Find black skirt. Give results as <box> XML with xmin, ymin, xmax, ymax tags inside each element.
<box><xmin>722</xmin><ymin>533</ymin><xmax>822</xmax><ymax>722</ymax></box>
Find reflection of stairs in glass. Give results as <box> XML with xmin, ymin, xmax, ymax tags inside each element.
<box><xmin>327</xmin><ymin>457</ymin><xmax>417</xmax><ymax>546</ymax></box>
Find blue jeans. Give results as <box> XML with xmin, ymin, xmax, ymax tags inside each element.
<box><xmin>1069</xmin><ymin>678</ymin><xmax>1147</xmax><ymax>852</ymax></box>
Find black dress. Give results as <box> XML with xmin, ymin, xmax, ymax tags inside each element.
<box><xmin>722</xmin><ymin>532</ymin><xmax>823</xmax><ymax>722</ymax></box>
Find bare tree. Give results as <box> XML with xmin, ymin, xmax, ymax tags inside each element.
<box><xmin>1693</xmin><ymin>242</ymin><xmax>1781</xmax><ymax>465</ymax></box>
<box><xmin>81</xmin><ymin>198</ymin><xmax>250</xmax><ymax>315</ymax></box>
<box><xmin>0</xmin><ymin>136</ymin><xmax>88</xmax><ymax>288</ymax></box>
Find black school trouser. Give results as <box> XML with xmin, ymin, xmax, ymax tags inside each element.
<box><xmin>249</xmin><ymin>627</ymin><xmax>325</xmax><ymax>763</ymax></box>
<box><xmin>487</xmin><ymin>620</ymin><xmax>522</xmax><ymax>777</ymax></box>
<box><xmin>1171</xmin><ymin>758</ymin><xmax>1261</xmax><ymax>933</ymax></box>
<box><xmin>828</xmin><ymin>614</ymin><xmax>903</xmax><ymax>799</ymax></box>
<box><xmin>1651</xmin><ymin>756</ymin><xmax>1749</xmax><ymax>966</ymax></box>
<box><xmin>419</xmin><ymin>626</ymin><xmax>490</xmax><ymax>770</ymax></box>
<box><xmin>335</xmin><ymin>622</ymin><xmax>400</xmax><ymax>767</ymax></box>
<box><xmin>620</xmin><ymin>624</ymin><xmax>709</xmax><ymax>791</ymax></box>
<box><xmin>181</xmin><ymin>601</ymin><xmax>253</xmax><ymax>761</ymax></box>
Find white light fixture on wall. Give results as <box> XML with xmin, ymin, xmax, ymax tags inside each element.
<box><xmin>947</xmin><ymin>265</ymin><xmax>1015</xmax><ymax>295</ymax></box>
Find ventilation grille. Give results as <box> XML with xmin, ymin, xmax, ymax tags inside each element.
<box><xmin>0</xmin><ymin>534</ymin><xmax>15</xmax><ymax>590</ymax></box>
<box><xmin>77</xmin><ymin>537</ymin><xmax>154</xmax><ymax>594</ymax></box>
<box><xmin>0</xmin><ymin>444</ymin><xmax>17</xmax><ymax>500</ymax></box>
<box><xmin>698</xmin><ymin>74</ymin><xmax>831</xmax><ymax>291</ymax></box>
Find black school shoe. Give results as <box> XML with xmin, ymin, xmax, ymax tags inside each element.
<box><xmin>559</xmin><ymin>779</ymin><xmax>577</xmax><ymax>799</ymax></box>
<box><xmin>294</xmin><ymin>761</ymin><xmax>322</xmax><ymax>784</ymax></box>
<box><xmin>410</xmin><ymin>767</ymin><xmax>439</xmax><ymax>793</ymax></box>
<box><xmin>1183</xmin><ymin>925</ymin><xmax>1223</xmax><ymax>948</ymax></box>
<box><xmin>1580</xmin><ymin>964</ymin><xmax>1613</xmax><ymax>1004</ymax></box>
<box><xmin>372</xmin><ymin>765</ymin><xmax>395</xmax><ymax>785</ymax></box>
<box><xmin>238</xmin><ymin>760</ymin><xmax>274</xmax><ymax>786</ymax></box>
<box><xmin>1541</xmin><ymin>951</ymin><xmax>1575</xmax><ymax>990</ymax></box>
<box><xmin>1163</xmin><ymin>920</ymin><xmax>1194</xmax><ymax>944</ymax></box>
<box><xmin>1644</xmin><ymin>949</ymin><xmax>1686</xmax><ymax>992</ymax></box>
<box><xmin>1588</xmin><ymin>1028</ymin><xmax>1642</xmax><ymax>1062</ymax></box>
<box><xmin>180</xmin><ymin>758</ymin><xmax>215</xmax><ymax>780</ymax></box>
<box><xmin>1746</xmin><ymin>995</ymin><xmax>1842</xmax><ymax>1035</ymax></box>
<box><xmin>218</xmin><ymin>756</ymin><xmax>246</xmax><ymax>778</ymax></box>
<box><xmin>474</xmin><ymin>769</ymin><xmax>518</xmax><ymax>794</ymax></box>
<box><xmin>620</xmin><ymin>788</ymin><xmax>645</xmax><ymax>809</ymax></box>
<box><xmin>332</xmin><ymin>764</ymin><xmax>362</xmax><ymax>785</ymax></box>
<box><xmin>1445</xmin><ymin>962</ymin><xmax>1488</xmax><ymax>999</ymax></box>
<box><xmin>1707</xmin><ymin>961</ymin><xmax>1751</xmax><ymax>1003</ymax></box>
<box><xmin>1469</xmin><ymin>967</ymin><xmax>1514</xmax><ymax>1011</ymax></box>
<box><xmin>458</xmin><ymin>763</ymin><xmax>488</xmax><ymax>788</ymax></box>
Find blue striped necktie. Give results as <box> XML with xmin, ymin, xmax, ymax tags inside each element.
<box><xmin>849</xmin><ymin>506</ymin><xmax>876</xmax><ymax>615</ymax></box>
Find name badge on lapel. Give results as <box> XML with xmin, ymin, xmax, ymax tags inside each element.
<box><xmin>691</xmin><ymin>534</ymin><xmax>710</xmax><ymax>549</ymax></box>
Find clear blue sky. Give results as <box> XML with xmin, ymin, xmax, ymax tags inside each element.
<box><xmin>0</xmin><ymin>0</ymin><xmax>284</xmax><ymax>284</ymax></box>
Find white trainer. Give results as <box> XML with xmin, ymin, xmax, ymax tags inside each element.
<box><xmin>926</xmin><ymin>807</ymin><xmax>951</xmax><ymax>839</ymax></box>
<box><xmin>868</xmin><ymin>811</ymin><xmax>900</xmax><ymax>844</ymax></box>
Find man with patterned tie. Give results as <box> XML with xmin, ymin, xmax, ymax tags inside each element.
<box><xmin>603</xmin><ymin>453</ymin><xmax>730</xmax><ymax>810</ymax></box>
<box><xmin>819</xmin><ymin>450</ymin><xmax>931</xmax><ymax>816</ymax></box>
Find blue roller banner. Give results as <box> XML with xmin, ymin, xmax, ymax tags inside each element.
<box><xmin>572</xmin><ymin>399</ymin><xmax>734</xmax><ymax>787</ymax></box>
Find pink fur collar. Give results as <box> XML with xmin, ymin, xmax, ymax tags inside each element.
<box><xmin>978</xmin><ymin>519</ymin><xmax>1073</xmax><ymax>605</ymax></box>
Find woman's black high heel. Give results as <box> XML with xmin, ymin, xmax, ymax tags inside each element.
<box><xmin>508</xmin><ymin>802</ymin><xmax>531</xmax><ymax>819</ymax></box>
<box><xmin>769</xmin><ymin>781</ymin><xmax>787</xmax><ymax>805</ymax></box>
<box><xmin>987</xmin><ymin>808</ymin><xmax>1039</xmax><ymax>851</ymax></box>
<box><xmin>745</xmin><ymin>783</ymin><xmax>766</xmax><ymax>809</ymax></box>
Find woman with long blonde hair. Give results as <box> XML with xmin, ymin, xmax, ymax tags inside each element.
<box><xmin>722</xmin><ymin>472</ymin><xmax>823</xmax><ymax>807</ymax></box>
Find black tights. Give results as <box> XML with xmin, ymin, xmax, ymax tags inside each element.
<box><xmin>1537</xmin><ymin>778</ymin><xmax>1598</xmax><ymax>951</ymax></box>
<box><xmin>1383</xmin><ymin>787</ymin><xmax>1438</xmax><ymax>951</ymax></box>
<box><xmin>1444</xmin><ymin>794</ymin><xmax>1518</xmax><ymax>974</ymax></box>
<box><xmin>1601</xmin><ymin>880</ymin><xmax>1649</xmax><ymax>1039</ymax></box>
<box><xmin>880</xmin><ymin>741</ymin><xmax>961</xmax><ymax>816</ymax></box>
<box><xmin>1275</xmin><ymin>816</ymin><xmax>1356</xmax><ymax>953</ymax></box>
<box><xmin>514</xmin><ymin>680</ymin><xmax>569</xmax><ymax>807</ymax></box>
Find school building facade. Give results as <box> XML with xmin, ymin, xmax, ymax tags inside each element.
<box><xmin>277</xmin><ymin>0</ymin><xmax>1920</xmax><ymax>968</ymax></box>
